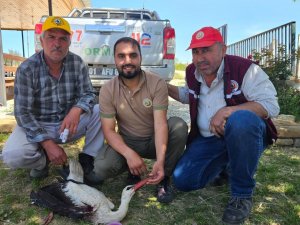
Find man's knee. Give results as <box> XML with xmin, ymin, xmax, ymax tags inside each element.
<box><xmin>168</xmin><ymin>116</ymin><xmax>188</xmax><ymax>139</ymax></box>
<box><xmin>93</xmin><ymin>163</ymin><xmax>113</xmax><ymax>180</ymax></box>
<box><xmin>2</xmin><ymin>145</ymin><xmax>26</xmax><ymax>168</ymax></box>
<box><xmin>94</xmin><ymin>160</ymin><xmax>125</xmax><ymax>180</ymax></box>
<box><xmin>173</xmin><ymin>167</ymin><xmax>206</xmax><ymax>191</ymax></box>
<box><xmin>173</xmin><ymin>168</ymin><xmax>188</xmax><ymax>191</ymax></box>
<box><xmin>93</xmin><ymin>145</ymin><xmax>126</xmax><ymax>180</ymax></box>
<box><xmin>173</xmin><ymin>175</ymin><xmax>207</xmax><ymax>191</ymax></box>
<box><xmin>226</xmin><ymin>110</ymin><xmax>265</xmax><ymax>135</ymax></box>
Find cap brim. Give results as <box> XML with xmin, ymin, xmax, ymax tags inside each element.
<box><xmin>43</xmin><ymin>27</ymin><xmax>71</xmax><ymax>34</ymax></box>
<box><xmin>186</xmin><ymin>40</ymin><xmax>220</xmax><ymax>50</ymax></box>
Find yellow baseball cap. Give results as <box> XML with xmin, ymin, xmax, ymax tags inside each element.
<box><xmin>42</xmin><ymin>16</ymin><xmax>71</xmax><ymax>34</ymax></box>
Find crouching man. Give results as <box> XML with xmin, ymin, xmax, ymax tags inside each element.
<box><xmin>168</xmin><ymin>27</ymin><xmax>279</xmax><ymax>223</ymax></box>
<box><xmin>2</xmin><ymin>16</ymin><xmax>104</xmax><ymax>185</ymax></box>
<box><xmin>94</xmin><ymin>37</ymin><xmax>188</xmax><ymax>203</ymax></box>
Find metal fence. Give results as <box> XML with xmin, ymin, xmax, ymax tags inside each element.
<box><xmin>218</xmin><ymin>24</ymin><xmax>228</xmax><ymax>45</ymax></box>
<box><xmin>227</xmin><ymin>21</ymin><xmax>296</xmax><ymax>75</ymax></box>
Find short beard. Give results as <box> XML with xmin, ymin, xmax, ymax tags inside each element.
<box><xmin>118</xmin><ymin>67</ymin><xmax>141</xmax><ymax>80</ymax></box>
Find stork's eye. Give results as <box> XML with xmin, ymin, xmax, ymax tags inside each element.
<box><xmin>126</xmin><ymin>185</ymin><xmax>134</xmax><ymax>190</ymax></box>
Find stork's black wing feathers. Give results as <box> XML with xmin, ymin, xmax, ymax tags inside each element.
<box><xmin>39</xmin><ymin>182</ymin><xmax>75</xmax><ymax>206</ymax></box>
<box><xmin>30</xmin><ymin>183</ymin><xmax>93</xmax><ymax>220</ymax></box>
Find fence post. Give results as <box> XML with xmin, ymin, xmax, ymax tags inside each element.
<box><xmin>291</xmin><ymin>23</ymin><xmax>296</xmax><ymax>77</ymax></box>
<box><xmin>297</xmin><ymin>34</ymin><xmax>300</xmax><ymax>79</ymax></box>
<box><xmin>0</xmin><ymin>28</ymin><xmax>7</xmax><ymax>106</ymax></box>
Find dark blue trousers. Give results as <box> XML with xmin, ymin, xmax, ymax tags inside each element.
<box><xmin>173</xmin><ymin>110</ymin><xmax>268</xmax><ymax>198</ymax></box>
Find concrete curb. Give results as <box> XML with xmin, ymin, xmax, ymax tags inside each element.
<box><xmin>0</xmin><ymin>115</ymin><xmax>16</xmax><ymax>133</ymax></box>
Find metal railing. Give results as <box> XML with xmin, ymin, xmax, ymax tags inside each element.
<box><xmin>227</xmin><ymin>21</ymin><xmax>296</xmax><ymax>75</ymax></box>
<box><xmin>218</xmin><ymin>24</ymin><xmax>228</xmax><ymax>45</ymax></box>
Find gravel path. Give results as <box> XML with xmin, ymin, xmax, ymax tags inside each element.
<box><xmin>168</xmin><ymin>77</ymin><xmax>190</xmax><ymax>124</ymax></box>
<box><xmin>0</xmin><ymin>100</ymin><xmax>14</xmax><ymax>117</ymax></box>
<box><xmin>167</xmin><ymin>97</ymin><xmax>190</xmax><ymax>124</ymax></box>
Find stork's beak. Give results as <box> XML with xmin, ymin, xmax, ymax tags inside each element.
<box><xmin>133</xmin><ymin>178</ymin><xmax>150</xmax><ymax>191</ymax></box>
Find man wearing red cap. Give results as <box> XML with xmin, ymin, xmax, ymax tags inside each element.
<box><xmin>168</xmin><ymin>27</ymin><xmax>279</xmax><ymax>224</ymax></box>
<box><xmin>2</xmin><ymin>16</ymin><xmax>104</xmax><ymax>185</ymax></box>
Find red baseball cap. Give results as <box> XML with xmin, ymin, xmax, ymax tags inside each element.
<box><xmin>186</xmin><ymin>27</ymin><xmax>224</xmax><ymax>50</ymax></box>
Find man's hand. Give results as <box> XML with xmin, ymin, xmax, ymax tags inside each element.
<box><xmin>41</xmin><ymin>140</ymin><xmax>67</xmax><ymax>165</ymax></box>
<box><xmin>210</xmin><ymin>106</ymin><xmax>234</xmax><ymax>137</ymax></box>
<box><xmin>124</xmin><ymin>150</ymin><xmax>148</xmax><ymax>176</ymax></box>
<box><xmin>147</xmin><ymin>161</ymin><xmax>165</xmax><ymax>185</ymax></box>
<box><xmin>60</xmin><ymin>107</ymin><xmax>83</xmax><ymax>137</ymax></box>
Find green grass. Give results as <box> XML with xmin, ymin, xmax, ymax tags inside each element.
<box><xmin>0</xmin><ymin>134</ymin><xmax>299</xmax><ymax>225</ymax></box>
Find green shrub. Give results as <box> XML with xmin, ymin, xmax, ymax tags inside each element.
<box><xmin>175</xmin><ymin>63</ymin><xmax>188</xmax><ymax>71</ymax></box>
<box><xmin>252</xmin><ymin>46</ymin><xmax>300</xmax><ymax>121</ymax></box>
<box><xmin>276</xmin><ymin>84</ymin><xmax>300</xmax><ymax>120</ymax></box>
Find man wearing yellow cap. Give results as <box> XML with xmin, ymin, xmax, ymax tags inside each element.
<box><xmin>167</xmin><ymin>27</ymin><xmax>279</xmax><ymax>224</ymax></box>
<box><xmin>2</xmin><ymin>16</ymin><xmax>104</xmax><ymax>185</ymax></box>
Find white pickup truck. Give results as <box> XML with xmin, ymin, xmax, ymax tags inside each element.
<box><xmin>34</xmin><ymin>8</ymin><xmax>176</xmax><ymax>93</ymax></box>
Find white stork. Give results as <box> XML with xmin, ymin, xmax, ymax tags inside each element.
<box><xmin>30</xmin><ymin>159</ymin><xmax>148</xmax><ymax>224</ymax></box>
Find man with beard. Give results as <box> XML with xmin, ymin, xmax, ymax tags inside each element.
<box><xmin>167</xmin><ymin>27</ymin><xmax>279</xmax><ymax>223</ymax></box>
<box><xmin>95</xmin><ymin>37</ymin><xmax>188</xmax><ymax>203</ymax></box>
<box><xmin>2</xmin><ymin>16</ymin><xmax>104</xmax><ymax>185</ymax></box>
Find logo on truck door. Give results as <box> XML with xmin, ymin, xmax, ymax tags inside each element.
<box><xmin>131</xmin><ymin>33</ymin><xmax>151</xmax><ymax>46</ymax></box>
<box><xmin>85</xmin><ymin>45</ymin><xmax>111</xmax><ymax>56</ymax></box>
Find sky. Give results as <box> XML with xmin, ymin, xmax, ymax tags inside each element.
<box><xmin>1</xmin><ymin>0</ymin><xmax>300</xmax><ymax>63</ymax></box>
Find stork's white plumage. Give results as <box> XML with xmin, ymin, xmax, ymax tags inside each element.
<box><xmin>30</xmin><ymin>159</ymin><xmax>141</xmax><ymax>225</ymax></box>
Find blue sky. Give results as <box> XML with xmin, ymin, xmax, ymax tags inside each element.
<box><xmin>1</xmin><ymin>0</ymin><xmax>300</xmax><ymax>63</ymax></box>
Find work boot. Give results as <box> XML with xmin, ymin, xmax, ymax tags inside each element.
<box><xmin>222</xmin><ymin>197</ymin><xmax>253</xmax><ymax>224</ymax></box>
<box><xmin>156</xmin><ymin>176</ymin><xmax>174</xmax><ymax>203</ymax></box>
<box><xmin>30</xmin><ymin>154</ymin><xmax>49</xmax><ymax>179</ymax></box>
<box><xmin>30</xmin><ymin>166</ymin><xmax>49</xmax><ymax>179</ymax></box>
<box><xmin>29</xmin><ymin>152</ymin><xmax>50</xmax><ymax>179</ymax></box>
<box><xmin>78</xmin><ymin>153</ymin><xmax>103</xmax><ymax>185</ymax></box>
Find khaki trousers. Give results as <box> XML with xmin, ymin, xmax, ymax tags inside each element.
<box><xmin>93</xmin><ymin>116</ymin><xmax>188</xmax><ymax>180</ymax></box>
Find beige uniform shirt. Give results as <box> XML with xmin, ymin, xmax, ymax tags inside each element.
<box><xmin>99</xmin><ymin>71</ymin><xmax>168</xmax><ymax>138</ymax></box>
